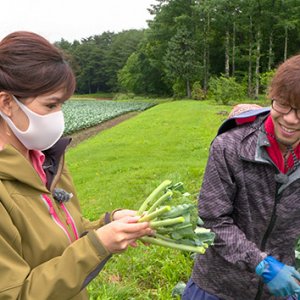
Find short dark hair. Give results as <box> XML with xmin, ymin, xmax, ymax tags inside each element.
<box><xmin>268</xmin><ymin>54</ymin><xmax>300</xmax><ymax>106</ymax></box>
<box><xmin>0</xmin><ymin>31</ymin><xmax>76</xmax><ymax>100</ymax></box>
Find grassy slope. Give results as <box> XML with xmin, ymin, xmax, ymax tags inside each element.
<box><xmin>65</xmin><ymin>100</ymin><xmax>230</xmax><ymax>299</ymax></box>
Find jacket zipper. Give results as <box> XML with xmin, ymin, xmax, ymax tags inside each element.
<box><xmin>60</xmin><ymin>203</ymin><xmax>79</xmax><ymax>240</ymax></box>
<box><xmin>254</xmin><ymin>182</ymin><xmax>281</xmax><ymax>300</ymax></box>
<box><xmin>41</xmin><ymin>194</ymin><xmax>78</xmax><ymax>243</ymax></box>
<box><xmin>41</xmin><ymin>146</ymin><xmax>80</xmax><ymax>242</ymax></box>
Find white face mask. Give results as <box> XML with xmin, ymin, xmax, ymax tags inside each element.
<box><xmin>0</xmin><ymin>96</ymin><xmax>65</xmax><ymax>151</ymax></box>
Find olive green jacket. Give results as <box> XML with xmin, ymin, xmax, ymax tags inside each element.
<box><xmin>0</xmin><ymin>140</ymin><xmax>111</xmax><ymax>299</ymax></box>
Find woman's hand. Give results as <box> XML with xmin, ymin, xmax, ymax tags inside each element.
<box><xmin>96</xmin><ymin>216</ymin><xmax>154</xmax><ymax>253</ymax></box>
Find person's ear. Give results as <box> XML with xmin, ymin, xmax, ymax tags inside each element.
<box><xmin>0</xmin><ymin>92</ymin><xmax>14</xmax><ymax>117</ymax></box>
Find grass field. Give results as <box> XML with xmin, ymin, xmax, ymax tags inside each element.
<box><xmin>65</xmin><ymin>100</ymin><xmax>231</xmax><ymax>299</ymax></box>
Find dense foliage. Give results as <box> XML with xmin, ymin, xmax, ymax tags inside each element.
<box><xmin>56</xmin><ymin>0</ymin><xmax>300</xmax><ymax>99</ymax></box>
<box><xmin>56</xmin><ymin>31</ymin><xmax>144</xmax><ymax>94</ymax></box>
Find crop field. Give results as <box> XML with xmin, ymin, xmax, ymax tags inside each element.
<box><xmin>63</xmin><ymin>100</ymin><xmax>156</xmax><ymax>134</ymax></box>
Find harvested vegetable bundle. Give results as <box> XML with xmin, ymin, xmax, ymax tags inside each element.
<box><xmin>137</xmin><ymin>180</ymin><xmax>215</xmax><ymax>254</ymax></box>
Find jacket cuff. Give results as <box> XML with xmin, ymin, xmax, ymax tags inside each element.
<box><xmin>104</xmin><ymin>208</ymin><xmax>123</xmax><ymax>224</ymax></box>
<box><xmin>87</xmin><ymin>230</ymin><xmax>111</xmax><ymax>258</ymax></box>
<box><xmin>246</xmin><ymin>250</ymin><xmax>269</xmax><ymax>272</ymax></box>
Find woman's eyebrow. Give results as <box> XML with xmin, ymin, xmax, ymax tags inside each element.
<box><xmin>46</xmin><ymin>97</ymin><xmax>64</xmax><ymax>103</ymax></box>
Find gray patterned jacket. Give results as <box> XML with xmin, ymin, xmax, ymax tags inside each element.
<box><xmin>192</xmin><ymin>114</ymin><xmax>300</xmax><ymax>300</ymax></box>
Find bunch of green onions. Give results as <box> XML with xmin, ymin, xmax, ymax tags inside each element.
<box><xmin>137</xmin><ymin>180</ymin><xmax>215</xmax><ymax>254</ymax></box>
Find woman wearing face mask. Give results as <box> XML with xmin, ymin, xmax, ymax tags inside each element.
<box><xmin>0</xmin><ymin>31</ymin><xmax>153</xmax><ymax>300</ymax></box>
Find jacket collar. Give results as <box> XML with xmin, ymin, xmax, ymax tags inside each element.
<box><xmin>42</xmin><ymin>137</ymin><xmax>71</xmax><ymax>190</ymax></box>
<box><xmin>239</xmin><ymin>115</ymin><xmax>300</xmax><ymax>191</ymax></box>
<box><xmin>0</xmin><ymin>137</ymin><xmax>71</xmax><ymax>192</ymax></box>
<box><xmin>239</xmin><ymin>114</ymin><xmax>269</xmax><ymax>162</ymax></box>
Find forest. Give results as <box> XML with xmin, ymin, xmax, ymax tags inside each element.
<box><xmin>56</xmin><ymin>0</ymin><xmax>300</xmax><ymax>100</ymax></box>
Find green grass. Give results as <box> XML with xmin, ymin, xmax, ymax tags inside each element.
<box><xmin>65</xmin><ymin>100</ymin><xmax>231</xmax><ymax>299</ymax></box>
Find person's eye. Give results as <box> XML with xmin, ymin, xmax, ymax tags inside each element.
<box><xmin>278</xmin><ymin>102</ymin><xmax>289</xmax><ymax>109</ymax></box>
<box><xmin>47</xmin><ymin>103</ymin><xmax>60</xmax><ymax>109</ymax></box>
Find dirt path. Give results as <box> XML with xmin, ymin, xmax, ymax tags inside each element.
<box><xmin>68</xmin><ymin>111</ymin><xmax>139</xmax><ymax>148</ymax></box>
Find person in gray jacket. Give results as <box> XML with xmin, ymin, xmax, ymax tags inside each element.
<box><xmin>183</xmin><ymin>54</ymin><xmax>300</xmax><ymax>300</ymax></box>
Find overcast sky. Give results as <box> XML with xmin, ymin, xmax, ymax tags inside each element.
<box><xmin>0</xmin><ymin>0</ymin><xmax>156</xmax><ymax>43</ymax></box>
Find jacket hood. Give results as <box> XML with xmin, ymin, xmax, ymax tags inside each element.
<box><xmin>0</xmin><ymin>145</ymin><xmax>48</xmax><ymax>191</ymax></box>
<box><xmin>217</xmin><ymin>107</ymin><xmax>270</xmax><ymax>136</ymax></box>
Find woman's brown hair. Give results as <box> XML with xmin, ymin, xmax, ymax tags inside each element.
<box><xmin>268</xmin><ymin>54</ymin><xmax>300</xmax><ymax>107</ymax></box>
<box><xmin>0</xmin><ymin>31</ymin><xmax>76</xmax><ymax>100</ymax></box>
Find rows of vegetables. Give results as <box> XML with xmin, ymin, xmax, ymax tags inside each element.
<box><xmin>62</xmin><ymin>100</ymin><xmax>156</xmax><ymax>135</ymax></box>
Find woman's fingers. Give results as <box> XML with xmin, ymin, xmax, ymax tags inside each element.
<box><xmin>112</xmin><ymin>209</ymin><xmax>137</xmax><ymax>221</ymax></box>
<box><xmin>116</xmin><ymin>216</ymin><xmax>154</xmax><ymax>236</ymax></box>
<box><xmin>96</xmin><ymin>217</ymin><xmax>154</xmax><ymax>253</ymax></box>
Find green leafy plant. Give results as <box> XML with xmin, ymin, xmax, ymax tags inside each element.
<box><xmin>137</xmin><ymin>180</ymin><xmax>215</xmax><ymax>254</ymax></box>
<box><xmin>208</xmin><ymin>75</ymin><xmax>246</xmax><ymax>105</ymax></box>
<box><xmin>191</xmin><ymin>81</ymin><xmax>205</xmax><ymax>100</ymax></box>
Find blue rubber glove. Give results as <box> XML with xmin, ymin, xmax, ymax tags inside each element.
<box><xmin>256</xmin><ymin>256</ymin><xmax>300</xmax><ymax>296</ymax></box>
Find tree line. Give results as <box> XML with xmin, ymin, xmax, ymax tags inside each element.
<box><xmin>56</xmin><ymin>0</ymin><xmax>300</xmax><ymax>99</ymax></box>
